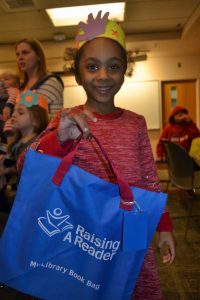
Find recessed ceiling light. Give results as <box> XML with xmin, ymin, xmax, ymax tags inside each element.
<box><xmin>46</xmin><ymin>3</ymin><xmax>125</xmax><ymax>27</ymax></box>
<box><xmin>53</xmin><ymin>32</ymin><xmax>66</xmax><ymax>41</ymax></box>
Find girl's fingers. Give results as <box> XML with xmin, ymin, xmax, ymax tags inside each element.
<box><xmin>59</xmin><ymin>109</ymin><xmax>97</xmax><ymax>140</ymax></box>
<box><xmin>73</xmin><ymin>114</ymin><xmax>91</xmax><ymax>139</ymax></box>
<box><xmin>70</xmin><ymin>110</ymin><xmax>97</xmax><ymax>139</ymax></box>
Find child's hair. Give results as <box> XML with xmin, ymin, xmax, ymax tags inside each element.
<box><xmin>15</xmin><ymin>38</ymin><xmax>47</xmax><ymax>87</ymax></box>
<box><xmin>29</xmin><ymin>105</ymin><xmax>49</xmax><ymax>134</ymax></box>
<box><xmin>74</xmin><ymin>11</ymin><xmax>127</xmax><ymax>83</ymax></box>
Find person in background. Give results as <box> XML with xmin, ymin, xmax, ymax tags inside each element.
<box><xmin>0</xmin><ymin>90</ymin><xmax>49</xmax><ymax>211</ymax></box>
<box><xmin>1</xmin><ymin>71</ymin><xmax>20</xmax><ymax>121</ymax></box>
<box><xmin>15</xmin><ymin>38</ymin><xmax>64</xmax><ymax>119</ymax></box>
<box><xmin>2</xmin><ymin>38</ymin><xmax>64</xmax><ymax>148</ymax></box>
<box><xmin>189</xmin><ymin>137</ymin><xmax>200</xmax><ymax>169</ymax></box>
<box><xmin>10</xmin><ymin>90</ymin><xmax>49</xmax><ymax>163</ymax></box>
<box><xmin>0</xmin><ymin>77</ymin><xmax>8</xmax><ymax>144</ymax></box>
<box><xmin>27</xmin><ymin>11</ymin><xmax>175</xmax><ymax>300</ymax></box>
<box><xmin>0</xmin><ymin>72</ymin><xmax>20</xmax><ymax>145</ymax></box>
<box><xmin>156</xmin><ymin>106</ymin><xmax>200</xmax><ymax>161</ymax></box>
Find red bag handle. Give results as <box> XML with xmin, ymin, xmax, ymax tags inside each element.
<box><xmin>52</xmin><ymin>134</ymin><xmax>134</xmax><ymax>211</ymax></box>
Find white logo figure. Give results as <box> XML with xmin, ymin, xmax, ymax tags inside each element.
<box><xmin>38</xmin><ymin>208</ymin><xmax>73</xmax><ymax>237</ymax></box>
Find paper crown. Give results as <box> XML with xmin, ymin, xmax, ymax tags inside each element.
<box><xmin>75</xmin><ymin>11</ymin><xmax>126</xmax><ymax>50</ymax></box>
<box><xmin>17</xmin><ymin>90</ymin><xmax>48</xmax><ymax>111</ymax></box>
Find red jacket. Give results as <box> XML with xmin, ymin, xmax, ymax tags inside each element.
<box><xmin>157</xmin><ymin>106</ymin><xmax>200</xmax><ymax>159</ymax></box>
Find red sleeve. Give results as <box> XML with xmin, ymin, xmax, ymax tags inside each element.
<box><xmin>38</xmin><ymin>130</ymin><xmax>74</xmax><ymax>157</ymax></box>
<box><xmin>157</xmin><ymin>211</ymin><xmax>173</xmax><ymax>232</ymax></box>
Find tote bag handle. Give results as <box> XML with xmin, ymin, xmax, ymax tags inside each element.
<box><xmin>52</xmin><ymin>134</ymin><xmax>134</xmax><ymax>211</ymax></box>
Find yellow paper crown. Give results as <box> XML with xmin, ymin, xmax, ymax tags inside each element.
<box><xmin>75</xmin><ymin>11</ymin><xmax>126</xmax><ymax>50</ymax></box>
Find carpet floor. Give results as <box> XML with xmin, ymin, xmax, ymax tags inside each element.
<box><xmin>153</xmin><ymin>185</ymin><xmax>200</xmax><ymax>300</ymax></box>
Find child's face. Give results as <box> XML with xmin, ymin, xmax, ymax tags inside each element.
<box><xmin>174</xmin><ymin>111</ymin><xmax>189</xmax><ymax>123</ymax></box>
<box><xmin>77</xmin><ymin>38</ymin><xmax>126</xmax><ymax>112</ymax></box>
<box><xmin>16</xmin><ymin>42</ymin><xmax>39</xmax><ymax>74</ymax></box>
<box><xmin>2</xmin><ymin>74</ymin><xmax>18</xmax><ymax>88</ymax></box>
<box><xmin>11</xmin><ymin>104</ymin><xmax>35</xmax><ymax>132</ymax></box>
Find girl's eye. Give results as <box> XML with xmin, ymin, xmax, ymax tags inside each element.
<box><xmin>86</xmin><ymin>64</ymin><xmax>98</xmax><ymax>72</ymax></box>
<box><xmin>16</xmin><ymin>50</ymin><xmax>29</xmax><ymax>56</ymax></box>
<box><xmin>109</xmin><ymin>64</ymin><xmax>120</xmax><ymax>71</ymax></box>
<box><xmin>16</xmin><ymin>109</ymin><xmax>25</xmax><ymax>115</ymax></box>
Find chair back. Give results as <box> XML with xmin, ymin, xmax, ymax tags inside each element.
<box><xmin>162</xmin><ymin>139</ymin><xmax>195</xmax><ymax>190</ymax></box>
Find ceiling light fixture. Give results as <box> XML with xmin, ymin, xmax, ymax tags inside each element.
<box><xmin>53</xmin><ymin>32</ymin><xmax>66</xmax><ymax>42</ymax></box>
<box><xmin>46</xmin><ymin>2</ymin><xmax>125</xmax><ymax>27</ymax></box>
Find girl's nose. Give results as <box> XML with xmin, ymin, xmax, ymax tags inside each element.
<box><xmin>97</xmin><ymin>67</ymin><xmax>109</xmax><ymax>80</ymax></box>
<box><xmin>17</xmin><ymin>53</ymin><xmax>23</xmax><ymax>61</ymax></box>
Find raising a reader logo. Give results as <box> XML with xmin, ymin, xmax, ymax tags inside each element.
<box><xmin>38</xmin><ymin>208</ymin><xmax>120</xmax><ymax>262</ymax></box>
<box><xmin>38</xmin><ymin>208</ymin><xmax>73</xmax><ymax>237</ymax></box>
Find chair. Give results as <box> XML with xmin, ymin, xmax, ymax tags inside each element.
<box><xmin>162</xmin><ymin>139</ymin><xmax>200</xmax><ymax>242</ymax></box>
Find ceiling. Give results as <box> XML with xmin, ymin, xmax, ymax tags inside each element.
<box><xmin>0</xmin><ymin>0</ymin><xmax>200</xmax><ymax>58</ymax></box>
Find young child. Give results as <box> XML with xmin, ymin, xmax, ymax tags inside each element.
<box><xmin>1</xmin><ymin>71</ymin><xmax>20</xmax><ymax>121</ymax></box>
<box><xmin>10</xmin><ymin>90</ymin><xmax>49</xmax><ymax>163</ymax></box>
<box><xmin>21</xmin><ymin>11</ymin><xmax>175</xmax><ymax>299</ymax></box>
<box><xmin>156</xmin><ymin>106</ymin><xmax>200</xmax><ymax>161</ymax></box>
<box><xmin>0</xmin><ymin>90</ymin><xmax>49</xmax><ymax>209</ymax></box>
<box><xmin>0</xmin><ymin>72</ymin><xmax>20</xmax><ymax>146</ymax></box>
<box><xmin>0</xmin><ymin>78</ymin><xmax>7</xmax><ymax>143</ymax></box>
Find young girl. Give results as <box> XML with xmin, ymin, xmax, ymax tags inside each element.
<box><xmin>0</xmin><ymin>90</ymin><xmax>49</xmax><ymax>215</ymax></box>
<box><xmin>1</xmin><ymin>72</ymin><xmax>20</xmax><ymax>145</ymax></box>
<box><xmin>22</xmin><ymin>11</ymin><xmax>175</xmax><ymax>299</ymax></box>
<box><xmin>1</xmin><ymin>71</ymin><xmax>20</xmax><ymax>121</ymax></box>
<box><xmin>10</xmin><ymin>90</ymin><xmax>49</xmax><ymax>163</ymax></box>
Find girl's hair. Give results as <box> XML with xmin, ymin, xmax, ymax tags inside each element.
<box><xmin>74</xmin><ymin>39</ymin><xmax>127</xmax><ymax>84</ymax></box>
<box><xmin>29</xmin><ymin>105</ymin><xmax>49</xmax><ymax>134</ymax></box>
<box><xmin>15</xmin><ymin>38</ymin><xmax>47</xmax><ymax>87</ymax></box>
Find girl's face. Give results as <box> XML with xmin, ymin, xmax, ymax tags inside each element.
<box><xmin>16</xmin><ymin>42</ymin><xmax>39</xmax><ymax>74</ymax></box>
<box><xmin>11</xmin><ymin>104</ymin><xmax>35</xmax><ymax>132</ymax></box>
<box><xmin>174</xmin><ymin>111</ymin><xmax>189</xmax><ymax>123</ymax></box>
<box><xmin>77</xmin><ymin>38</ymin><xmax>126</xmax><ymax>113</ymax></box>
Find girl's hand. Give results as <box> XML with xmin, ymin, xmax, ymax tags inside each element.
<box><xmin>158</xmin><ymin>231</ymin><xmax>175</xmax><ymax>265</ymax></box>
<box><xmin>0</xmin><ymin>154</ymin><xmax>6</xmax><ymax>164</ymax></box>
<box><xmin>7</xmin><ymin>87</ymin><xmax>19</xmax><ymax>102</ymax></box>
<box><xmin>58</xmin><ymin>109</ymin><xmax>97</xmax><ymax>142</ymax></box>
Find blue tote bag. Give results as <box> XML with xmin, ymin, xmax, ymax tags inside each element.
<box><xmin>0</xmin><ymin>135</ymin><xmax>167</xmax><ymax>300</ymax></box>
